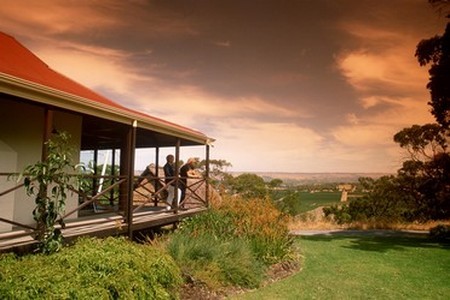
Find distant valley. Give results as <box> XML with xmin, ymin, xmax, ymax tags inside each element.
<box><xmin>230</xmin><ymin>172</ymin><xmax>392</xmax><ymax>185</ymax></box>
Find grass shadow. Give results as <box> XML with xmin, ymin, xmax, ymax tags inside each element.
<box><xmin>298</xmin><ymin>230</ymin><xmax>450</xmax><ymax>253</ymax></box>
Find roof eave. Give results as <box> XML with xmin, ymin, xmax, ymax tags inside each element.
<box><xmin>0</xmin><ymin>72</ymin><xmax>212</xmax><ymax>145</ymax></box>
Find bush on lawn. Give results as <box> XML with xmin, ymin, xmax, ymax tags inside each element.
<box><xmin>166</xmin><ymin>233</ymin><xmax>264</xmax><ymax>289</ymax></box>
<box><xmin>165</xmin><ymin>195</ymin><xmax>294</xmax><ymax>289</ymax></box>
<box><xmin>0</xmin><ymin>237</ymin><xmax>182</xmax><ymax>299</ymax></box>
<box><xmin>429</xmin><ymin>224</ymin><xmax>450</xmax><ymax>241</ymax></box>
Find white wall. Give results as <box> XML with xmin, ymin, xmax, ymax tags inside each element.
<box><xmin>0</xmin><ymin>97</ymin><xmax>82</xmax><ymax>228</ymax></box>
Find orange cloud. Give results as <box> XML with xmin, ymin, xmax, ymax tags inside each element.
<box><xmin>211</xmin><ymin>120</ymin><xmax>326</xmax><ymax>172</ymax></box>
<box><xmin>1</xmin><ymin>0</ymin><xmax>120</xmax><ymax>35</ymax></box>
<box><xmin>34</xmin><ymin>43</ymin><xmax>149</xmax><ymax>96</ymax></box>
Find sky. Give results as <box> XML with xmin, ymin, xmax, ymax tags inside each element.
<box><xmin>1</xmin><ymin>0</ymin><xmax>448</xmax><ymax>173</ymax></box>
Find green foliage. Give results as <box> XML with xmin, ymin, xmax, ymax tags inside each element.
<box><xmin>394</xmin><ymin>124</ymin><xmax>447</xmax><ymax>160</ymax></box>
<box><xmin>197</xmin><ymin>159</ymin><xmax>232</xmax><ymax>178</ymax></box>
<box><xmin>88</xmin><ymin>162</ymin><xmax>121</xmax><ymax>206</ymax></box>
<box><xmin>179</xmin><ymin>200</ymin><xmax>293</xmax><ymax>265</ymax></box>
<box><xmin>166</xmin><ymin>195</ymin><xmax>294</xmax><ymax>289</ymax></box>
<box><xmin>415</xmin><ymin>19</ymin><xmax>450</xmax><ymax>129</ymax></box>
<box><xmin>272</xmin><ymin>190</ymin><xmax>302</xmax><ymax>216</ymax></box>
<box><xmin>0</xmin><ymin>237</ymin><xmax>182</xmax><ymax>299</ymax></box>
<box><xmin>345</xmin><ymin>9</ymin><xmax>450</xmax><ymax>226</ymax></box>
<box><xmin>397</xmin><ymin>153</ymin><xmax>450</xmax><ymax>220</ymax></box>
<box><xmin>178</xmin><ymin>209</ymin><xmax>236</xmax><ymax>240</ymax></box>
<box><xmin>324</xmin><ymin>176</ymin><xmax>422</xmax><ymax>224</ymax></box>
<box><xmin>324</xmin><ymin>170</ymin><xmax>450</xmax><ymax>224</ymax></box>
<box><xmin>215</xmin><ymin>196</ymin><xmax>293</xmax><ymax>265</ymax></box>
<box><xmin>268</xmin><ymin>178</ymin><xmax>283</xmax><ymax>189</ymax></box>
<box><xmin>429</xmin><ymin>224</ymin><xmax>450</xmax><ymax>241</ymax></box>
<box><xmin>345</xmin><ymin>25</ymin><xmax>450</xmax><ymax>223</ymax></box>
<box><xmin>20</xmin><ymin>132</ymin><xmax>82</xmax><ymax>254</ymax></box>
<box><xmin>225</xmin><ymin>173</ymin><xmax>268</xmax><ymax>199</ymax></box>
<box><xmin>391</xmin><ymin>11</ymin><xmax>450</xmax><ymax>222</ymax></box>
<box><xmin>323</xmin><ymin>205</ymin><xmax>352</xmax><ymax>224</ymax></box>
<box><xmin>166</xmin><ymin>234</ymin><xmax>264</xmax><ymax>289</ymax></box>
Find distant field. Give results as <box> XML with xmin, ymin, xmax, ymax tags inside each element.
<box><xmin>297</xmin><ymin>191</ymin><xmax>341</xmax><ymax>213</ymax></box>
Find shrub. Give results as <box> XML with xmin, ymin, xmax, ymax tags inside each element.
<box><xmin>272</xmin><ymin>190</ymin><xmax>302</xmax><ymax>216</ymax></box>
<box><xmin>185</xmin><ymin>196</ymin><xmax>293</xmax><ymax>265</ymax></box>
<box><xmin>323</xmin><ymin>205</ymin><xmax>352</xmax><ymax>224</ymax></box>
<box><xmin>221</xmin><ymin>197</ymin><xmax>292</xmax><ymax>259</ymax></box>
<box><xmin>164</xmin><ymin>195</ymin><xmax>294</xmax><ymax>289</ymax></box>
<box><xmin>429</xmin><ymin>224</ymin><xmax>450</xmax><ymax>241</ymax></box>
<box><xmin>178</xmin><ymin>208</ymin><xmax>236</xmax><ymax>240</ymax></box>
<box><xmin>166</xmin><ymin>234</ymin><xmax>264</xmax><ymax>289</ymax></box>
<box><xmin>0</xmin><ymin>237</ymin><xmax>182</xmax><ymax>299</ymax></box>
<box><xmin>323</xmin><ymin>177</ymin><xmax>413</xmax><ymax>226</ymax></box>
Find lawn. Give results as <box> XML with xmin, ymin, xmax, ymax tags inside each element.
<box><xmin>297</xmin><ymin>191</ymin><xmax>341</xmax><ymax>213</ymax></box>
<box><xmin>232</xmin><ymin>233</ymin><xmax>450</xmax><ymax>299</ymax></box>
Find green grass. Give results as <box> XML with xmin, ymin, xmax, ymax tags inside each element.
<box><xmin>166</xmin><ymin>233</ymin><xmax>264</xmax><ymax>289</ymax></box>
<box><xmin>0</xmin><ymin>237</ymin><xmax>182</xmax><ymax>299</ymax></box>
<box><xmin>297</xmin><ymin>191</ymin><xmax>341</xmax><ymax>213</ymax></box>
<box><xmin>232</xmin><ymin>234</ymin><xmax>450</xmax><ymax>299</ymax></box>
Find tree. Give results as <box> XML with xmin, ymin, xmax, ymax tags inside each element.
<box><xmin>273</xmin><ymin>190</ymin><xmax>301</xmax><ymax>216</ymax></box>
<box><xmin>268</xmin><ymin>178</ymin><xmax>283</xmax><ymax>189</ymax></box>
<box><xmin>394</xmin><ymin>124</ymin><xmax>447</xmax><ymax>161</ymax></box>
<box><xmin>197</xmin><ymin>159</ymin><xmax>232</xmax><ymax>181</ymax></box>
<box><xmin>387</xmin><ymin>1</ymin><xmax>450</xmax><ymax>221</ymax></box>
<box><xmin>197</xmin><ymin>159</ymin><xmax>233</xmax><ymax>193</ymax></box>
<box><xmin>395</xmin><ymin>2</ymin><xmax>450</xmax><ymax>220</ymax></box>
<box><xmin>226</xmin><ymin>173</ymin><xmax>268</xmax><ymax>199</ymax></box>
<box><xmin>415</xmin><ymin>3</ymin><xmax>450</xmax><ymax>129</ymax></box>
<box><xmin>325</xmin><ymin>3</ymin><xmax>450</xmax><ymax>223</ymax></box>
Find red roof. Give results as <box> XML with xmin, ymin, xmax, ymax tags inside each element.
<box><xmin>0</xmin><ymin>32</ymin><xmax>208</xmax><ymax>140</ymax></box>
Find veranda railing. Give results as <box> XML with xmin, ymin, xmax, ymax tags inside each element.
<box><xmin>0</xmin><ymin>172</ymin><xmax>208</xmax><ymax>245</ymax></box>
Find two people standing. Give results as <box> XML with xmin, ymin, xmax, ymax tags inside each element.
<box><xmin>163</xmin><ymin>155</ymin><xmax>200</xmax><ymax>208</ymax></box>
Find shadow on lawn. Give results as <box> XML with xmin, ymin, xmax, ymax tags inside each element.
<box><xmin>298</xmin><ymin>230</ymin><xmax>450</xmax><ymax>253</ymax></box>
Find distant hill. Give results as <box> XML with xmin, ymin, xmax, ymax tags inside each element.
<box><xmin>229</xmin><ymin>172</ymin><xmax>392</xmax><ymax>185</ymax></box>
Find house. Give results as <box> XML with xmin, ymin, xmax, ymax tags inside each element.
<box><xmin>0</xmin><ymin>32</ymin><xmax>214</xmax><ymax>250</ymax></box>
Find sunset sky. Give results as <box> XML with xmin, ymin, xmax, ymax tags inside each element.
<box><xmin>1</xmin><ymin>0</ymin><xmax>447</xmax><ymax>173</ymax></box>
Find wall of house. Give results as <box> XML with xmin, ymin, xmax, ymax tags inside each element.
<box><xmin>0</xmin><ymin>140</ymin><xmax>17</xmax><ymax>232</ymax></box>
<box><xmin>0</xmin><ymin>97</ymin><xmax>82</xmax><ymax>230</ymax></box>
<box><xmin>53</xmin><ymin>110</ymin><xmax>82</xmax><ymax>220</ymax></box>
<box><xmin>0</xmin><ymin>98</ymin><xmax>43</xmax><ymax>231</ymax></box>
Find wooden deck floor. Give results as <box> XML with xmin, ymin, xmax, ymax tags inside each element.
<box><xmin>0</xmin><ymin>206</ymin><xmax>207</xmax><ymax>252</ymax></box>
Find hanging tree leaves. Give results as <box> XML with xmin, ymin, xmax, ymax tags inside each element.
<box><xmin>415</xmin><ymin>3</ymin><xmax>450</xmax><ymax>129</ymax></box>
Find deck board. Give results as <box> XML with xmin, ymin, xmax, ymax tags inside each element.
<box><xmin>0</xmin><ymin>207</ymin><xmax>207</xmax><ymax>252</ymax></box>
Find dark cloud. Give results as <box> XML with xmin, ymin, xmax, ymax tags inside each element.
<box><xmin>1</xmin><ymin>0</ymin><xmax>445</xmax><ymax>172</ymax></box>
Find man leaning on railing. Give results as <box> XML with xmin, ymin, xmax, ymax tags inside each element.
<box><xmin>179</xmin><ymin>157</ymin><xmax>202</xmax><ymax>205</ymax></box>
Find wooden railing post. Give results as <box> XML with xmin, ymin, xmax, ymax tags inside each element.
<box><xmin>154</xmin><ymin>147</ymin><xmax>160</xmax><ymax>206</ymax></box>
<box><xmin>109</xmin><ymin>148</ymin><xmax>116</xmax><ymax>206</ymax></box>
<box><xmin>174</xmin><ymin>139</ymin><xmax>181</xmax><ymax>211</ymax></box>
<box><xmin>205</xmin><ymin>144</ymin><xmax>210</xmax><ymax>207</ymax></box>
<box><xmin>126</xmin><ymin>121</ymin><xmax>137</xmax><ymax>238</ymax></box>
